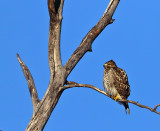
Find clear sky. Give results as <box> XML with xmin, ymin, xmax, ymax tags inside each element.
<box><xmin>1</xmin><ymin>0</ymin><xmax>160</xmax><ymax>130</ymax></box>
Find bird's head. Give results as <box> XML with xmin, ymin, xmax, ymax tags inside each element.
<box><xmin>103</xmin><ymin>60</ymin><xmax>117</xmax><ymax>69</ymax></box>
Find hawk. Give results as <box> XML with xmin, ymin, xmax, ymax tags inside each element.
<box><xmin>103</xmin><ymin>60</ymin><xmax>130</xmax><ymax>114</ymax></box>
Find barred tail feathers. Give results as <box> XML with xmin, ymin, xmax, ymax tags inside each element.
<box><xmin>123</xmin><ymin>102</ymin><xmax>130</xmax><ymax>114</ymax></box>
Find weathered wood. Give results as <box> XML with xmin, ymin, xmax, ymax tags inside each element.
<box><xmin>26</xmin><ymin>84</ymin><xmax>64</xmax><ymax>130</ymax></box>
<box><xmin>48</xmin><ymin>0</ymin><xmax>64</xmax><ymax>77</ymax></box>
<box><xmin>17</xmin><ymin>54</ymin><xmax>39</xmax><ymax>113</ymax></box>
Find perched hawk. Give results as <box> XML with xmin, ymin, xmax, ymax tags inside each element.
<box><xmin>103</xmin><ymin>60</ymin><xmax>130</xmax><ymax>114</ymax></box>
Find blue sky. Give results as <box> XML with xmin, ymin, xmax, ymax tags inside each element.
<box><xmin>1</xmin><ymin>0</ymin><xmax>160</xmax><ymax>130</ymax></box>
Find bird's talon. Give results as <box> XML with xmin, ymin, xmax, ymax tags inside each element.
<box><xmin>114</xmin><ymin>95</ymin><xmax>119</xmax><ymax>101</ymax></box>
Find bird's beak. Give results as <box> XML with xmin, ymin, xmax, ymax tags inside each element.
<box><xmin>103</xmin><ymin>64</ymin><xmax>107</xmax><ymax>68</ymax></box>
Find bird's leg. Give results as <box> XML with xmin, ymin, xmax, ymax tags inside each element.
<box><xmin>114</xmin><ymin>95</ymin><xmax>119</xmax><ymax>101</ymax></box>
<box><xmin>111</xmin><ymin>95</ymin><xmax>119</xmax><ymax>101</ymax></box>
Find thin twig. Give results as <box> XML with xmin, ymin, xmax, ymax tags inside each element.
<box><xmin>63</xmin><ymin>82</ymin><xmax>160</xmax><ymax>115</ymax></box>
<box><xmin>127</xmin><ymin>100</ymin><xmax>160</xmax><ymax>115</ymax></box>
<box><xmin>17</xmin><ymin>54</ymin><xmax>39</xmax><ymax>113</ymax></box>
<box><xmin>154</xmin><ymin>104</ymin><xmax>160</xmax><ymax>110</ymax></box>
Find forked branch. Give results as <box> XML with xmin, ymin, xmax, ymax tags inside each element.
<box><xmin>63</xmin><ymin>82</ymin><xmax>160</xmax><ymax>115</ymax></box>
<box><xmin>17</xmin><ymin>54</ymin><xmax>39</xmax><ymax>113</ymax></box>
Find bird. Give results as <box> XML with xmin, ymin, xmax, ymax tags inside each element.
<box><xmin>103</xmin><ymin>60</ymin><xmax>130</xmax><ymax>114</ymax></box>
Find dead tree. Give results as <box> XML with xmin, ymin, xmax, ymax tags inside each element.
<box><xmin>17</xmin><ymin>0</ymin><xmax>160</xmax><ymax>130</ymax></box>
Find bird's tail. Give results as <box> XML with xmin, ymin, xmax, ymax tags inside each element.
<box><xmin>123</xmin><ymin>102</ymin><xmax>130</xmax><ymax>114</ymax></box>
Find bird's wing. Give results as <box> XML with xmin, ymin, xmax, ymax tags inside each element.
<box><xmin>112</xmin><ymin>68</ymin><xmax>130</xmax><ymax>99</ymax></box>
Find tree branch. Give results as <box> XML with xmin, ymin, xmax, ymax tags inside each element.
<box><xmin>126</xmin><ymin>100</ymin><xmax>160</xmax><ymax>115</ymax></box>
<box><xmin>64</xmin><ymin>0</ymin><xmax>120</xmax><ymax>78</ymax></box>
<box><xmin>48</xmin><ymin>0</ymin><xmax>64</xmax><ymax>77</ymax></box>
<box><xmin>46</xmin><ymin>0</ymin><xmax>65</xmax><ymax>104</ymax></box>
<box><xmin>154</xmin><ymin>104</ymin><xmax>160</xmax><ymax>110</ymax></box>
<box><xmin>63</xmin><ymin>82</ymin><xmax>160</xmax><ymax>115</ymax></box>
<box><xmin>17</xmin><ymin>54</ymin><xmax>39</xmax><ymax>113</ymax></box>
<box><xmin>64</xmin><ymin>81</ymin><xmax>112</xmax><ymax>97</ymax></box>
